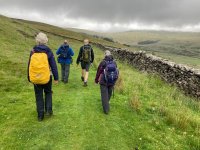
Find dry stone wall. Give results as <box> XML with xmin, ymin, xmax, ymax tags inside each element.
<box><xmin>94</xmin><ymin>43</ymin><xmax>200</xmax><ymax>99</ymax></box>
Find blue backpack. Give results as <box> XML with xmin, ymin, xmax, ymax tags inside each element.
<box><xmin>59</xmin><ymin>45</ymin><xmax>69</xmax><ymax>59</ymax></box>
<box><xmin>104</xmin><ymin>60</ymin><xmax>119</xmax><ymax>86</ymax></box>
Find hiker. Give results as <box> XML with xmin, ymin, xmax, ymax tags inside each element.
<box><xmin>76</xmin><ymin>39</ymin><xmax>94</xmax><ymax>86</ymax></box>
<box><xmin>56</xmin><ymin>40</ymin><xmax>74</xmax><ymax>83</ymax></box>
<box><xmin>95</xmin><ymin>50</ymin><xmax>119</xmax><ymax>114</ymax></box>
<box><xmin>28</xmin><ymin>32</ymin><xmax>59</xmax><ymax>121</ymax></box>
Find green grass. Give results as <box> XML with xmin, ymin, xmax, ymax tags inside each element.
<box><xmin>0</xmin><ymin>15</ymin><xmax>200</xmax><ymax>150</ymax></box>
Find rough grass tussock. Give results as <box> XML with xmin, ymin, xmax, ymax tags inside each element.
<box><xmin>115</xmin><ymin>75</ymin><xmax>125</xmax><ymax>94</ymax></box>
<box><xmin>129</xmin><ymin>95</ymin><xmax>141</xmax><ymax>112</ymax></box>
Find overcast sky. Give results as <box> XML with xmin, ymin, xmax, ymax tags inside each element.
<box><xmin>0</xmin><ymin>0</ymin><xmax>200</xmax><ymax>32</ymax></box>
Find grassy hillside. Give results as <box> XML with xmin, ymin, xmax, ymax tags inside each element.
<box><xmin>11</xmin><ymin>18</ymin><xmax>125</xmax><ymax>49</ymax></box>
<box><xmin>0</xmin><ymin>15</ymin><xmax>200</xmax><ymax>150</ymax></box>
<box><xmin>69</xmin><ymin>29</ymin><xmax>200</xmax><ymax>68</ymax></box>
<box><xmin>103</xmin><ymin>31</ymin><xmax>200</xmax><ymax>68</ymax></box>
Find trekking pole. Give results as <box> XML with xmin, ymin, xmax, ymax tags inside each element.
<box><xmin>113</xmin><ymin>87</ymin><xmax>115</xmax><ymax>98</ymax></box>
<box><xmin>91</xmin><ymin>63</ymin><xmax>94</xmax><ymax>67</ymax></box>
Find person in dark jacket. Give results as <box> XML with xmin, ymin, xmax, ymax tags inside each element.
<box><xmin>95</xmin><ymin>50</ymin><xmax>118</xmax><ymax>114</ymax></box>
<box><xmin>76</xmin><ymin>39</ymin><xmax>94</xmax><ymax>87</ymax></box>
<box><xmin>28</xmin><ymin>32</ymin><xmax>59</xmax><ymax>121</ymax></box>
<box><xmin>56</xmin><ymin>40</ymin><xmax>74</xmax><ymax>83</ymax></box>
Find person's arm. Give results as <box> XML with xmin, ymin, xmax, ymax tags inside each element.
<box><xmin>70</xmin><ymin>47</ymin><xmax>74</xmax><ymax>56</ymax></box>
<box><xmin>76</xmin><ymin>47</ymin><xmax>82</xmax><ymax>64</ymax></box>
<box><xmin>27</xmin><ymin>50</ymin><xmax>34</xmax><ymax>82</ymax></box>
<box><xmin>95</xmin><ymin>61</ymin><xmax>105</xmax><ymax>83</ymax></box>
<box><xmin>48</xmin><ymin>51</ymin><xmax>59</xmax><ymax>81</ymax></box>
<box><xmin>91</xmin><ymin>48</ymin><xmax>94</xmax><ymax>63</ymax></box>
<box><xmin>56</xmin><ymin>46</ymin><xmax>61</xmax><ymax>55</ymax></box>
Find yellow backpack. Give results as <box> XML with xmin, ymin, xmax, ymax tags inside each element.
<box><xmin>29</xmin><ymin>52</ymin><xmax>50</xmax><ymax>84</ymax></box>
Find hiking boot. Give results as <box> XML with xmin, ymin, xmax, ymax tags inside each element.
<box><xmin>83</xmin><ymin>82</ymin><xmax>88</xmax><ymax>87</ymax></box>
<box><xmin>104</xmin><ymin>111</ymin><xmax>109</xmax><ymax>115</ymax></box>
<box><xmin>81</xmin><ymin>76</ymin><xmax>84</xmax><ymax>82</ymax></box>
<box><xmin>38</xmin><ymin>116</ymin><xmax>44</xmax><ymax>122</ymax></box>
<box><xmin>64</xmin><ymin>80</ymin><xmax>68</xmax><ymax>84</ymax></box>
<box><xmin>135</xmin><ymin>147</ymin><xmax>139</xmax><ymax>150</ymax></box>
<box><xmin>45</xmin><ymin>111</ymin><xmax>53</xmax><ymax>117</ymax></box>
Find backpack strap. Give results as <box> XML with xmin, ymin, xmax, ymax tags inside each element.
<box><xmin>83</xmin><ymin>45</ymin><xmax>92</xmax><ymax>51</ymax></box>
<box><xmin>31</xmin><ymin>49</ymin><xmax>35</xmax><ymax>54</ymax></box>
<box><xmin>103</xmin><ymin>60</ymin><xmax>109</xmax><ymax>68</ymax></box>
<box><xmin>104</xmin><ymin>59</ymin><xmax>114</xmax><ymax>65</ymax></box>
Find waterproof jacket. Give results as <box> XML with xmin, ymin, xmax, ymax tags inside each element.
<box><xmin>27</xmin><ymin>44</ymin><xmax>59</xmax><ymax>82</ymax></box>
<box><xmin>56</xmin><ymin>44</ymin><xmax>74</xmax><ymax>64</ymax></box>
<box><xmin>95</xmin><ymin>55</ymin><xmax>117</xmax><ymax>86</ymax></box>
<box><xmin>76</xmin><ymin>44</ymin><xmax>94</xmax><ymax>64</ymax></box>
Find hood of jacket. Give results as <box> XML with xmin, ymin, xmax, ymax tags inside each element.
<box><xmin>33</xmin><ymin>44</ymin><xmax>50</xmax><ymax>52</ymax></box>
<box><xmin>61</xmin><ymin>44</ymin><xmax>69</xmax><ymax>49</ymax></box>
<box><xmin>104</xmin><ymin>55</ymin><xmax>114</xmax><ymax>61</ymax></box>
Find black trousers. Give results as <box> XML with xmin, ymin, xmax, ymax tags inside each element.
<box><xmin>34</xmin><ymin>77</ymin><xmax>52</xmax><ymax>117</ymax></box>
<box><xmin>100</xmin><ymin>84</ymin><xmax>113</xmax><ymax>114</ymax></box>
<box><xmin>61</xmin><ymin>64</ymin><xmax>70</xmax><ymax>82</ymax></box>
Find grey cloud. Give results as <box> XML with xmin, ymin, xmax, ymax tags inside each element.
<box><xmin>0</xmin><ymin>0</ymin><xmax>200</xmax><ymax>28</ymax></box>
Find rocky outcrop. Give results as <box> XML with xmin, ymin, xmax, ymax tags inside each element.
<box><xmin>94</xmin><ymin>43</ymin><xmax>200</xmax><ymax>99</ymax></box>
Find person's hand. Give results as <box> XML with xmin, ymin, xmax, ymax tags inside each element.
<box><xmin>95</xmin><ymin>80</ymin><xmax>98</xmax><ymax>84</ymax></box>
<box><xmin>54</xmin><ymin>80</ymin><xmax>59</xmax><ymax>84</ymax></box>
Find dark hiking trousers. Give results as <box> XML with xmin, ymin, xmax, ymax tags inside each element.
<box><xmin>100</xmin><ymin>84</ymin><xmax>113</xmax><ymax>114</ymax></box>
<box><xmin>61</xmin><ymin>64</ymin><xmax>70</xmax><ymax>82</ymax></box>
<box><xmin>34</xmin><ymin>77</ymin><xmax>52</xmax><ymax>118</ymax></box>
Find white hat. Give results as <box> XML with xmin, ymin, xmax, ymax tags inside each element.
<box><xmin>36</xmin><ymin>32</ymin><xmax>48</xmax><ymax>45</ymax></box>
<box><xmin>105</xmin><ymin>50</ymin><xmax>111</xmax><ymax>56</ymax></box>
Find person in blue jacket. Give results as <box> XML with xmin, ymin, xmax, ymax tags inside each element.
<box><xmin>56</xmin><ymin>40</ymin><xmax>74</xmax><ymax>83</ymax></box>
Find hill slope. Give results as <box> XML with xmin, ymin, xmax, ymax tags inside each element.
<box><xmin>0</xmin><ymin>15</ymin><xmax>200</xmax><ymax>150</ymax></box>
<box><xmin>69</xmin><ymin>28</ymin><xmax>200</xmax><ymax>68</ymax></box>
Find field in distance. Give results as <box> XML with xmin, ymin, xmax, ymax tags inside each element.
<box><xmin>68</xmin><ymin>28</ymin><xmax>200</xmax><ymax>68</ymax></box>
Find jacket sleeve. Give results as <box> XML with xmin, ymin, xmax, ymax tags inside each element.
<box><xmin>76</xmin><ymin>47</ymin><xmax>82</xmax><ymax>64</ymax></box>
<box><xmin>27</xmin><ymin>51</ymin><xmax>34</xmax><ymax>82</ymax></box>
<box><xmin>56</xmin><ymin>47</ymin><xmax>61</xmax><ymax>55</ymax></box>
<box><xmin>91</xmin><ymin>48</ymin><xmax>94</xmax><ymax>63</ymax></box>
<box><xmin>70</xmin><ymin>47</ymin><xmax>74</xmax><ymax>56</ymax></box>
<box><xmin>95</xmin><ymin>61</ymin><xmax>105</xmax><ymax>83</ymax></box>
<box><xmin>48</xmin><ymin>51</ymin><xmax>59</xmax><ymax>81</ymax></box>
